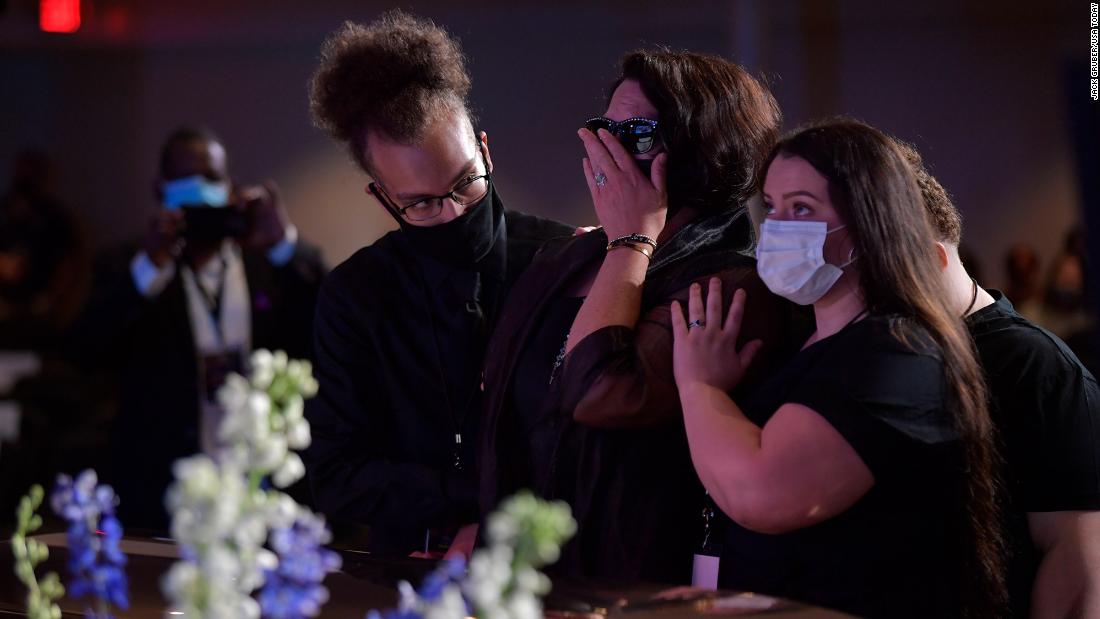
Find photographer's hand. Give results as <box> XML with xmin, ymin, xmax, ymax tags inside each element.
<box><xmin>240</xmin><ymin>180</ymin><xmax>292</xmax><ymax>251</ymax></box>
<box><xmin>142</xmin><ymin>209</ymin><xmax>184</xmax><ymax>267</ymax></box>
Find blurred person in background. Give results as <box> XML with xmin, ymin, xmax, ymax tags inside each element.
<box><xmin>0</xmin><ymin>149</ymin><xmax>94</xmax><ymax>525</ymax></box>
<box><xmin>1005</xmin><ymin>243</ymin><xmax>1043</xmax><ymax>320</ymax></box>
<box><xmin>71</xmin><ymin>127</ymin><xmax>326</xmax><ymax>531</ymax></box>
<box><xmin>0</xmin><ymin>149</ymin><xmax>89</xmax><ymax>347</ymax></box>
<box><xmin>303</xmin><ymin>11</ymin><xmax>574</xmax><ymax>558</ymax></box>
<box><xmin>1040</xmin><ymin>227</ymin><xmax>1094</xmax><ymax>343</ymax></box>
<box><xmin>913</xmin><ymin>147</ymin><xmax>1100</xmax><ymax>619</ymax></box>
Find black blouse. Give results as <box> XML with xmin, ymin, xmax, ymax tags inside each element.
<box><xmin>719</xmin><ymin>315</ymin><xmax>967</xmax><ymax>618</ymax></box>
<box><xmin>509</xmin><ymin>295</ymin><xmax>584</xmax><ymax>492</ymax></box>
<box><xmin>480</xmin><ymin>208</ymin><xmax>799</xmax><ymax>585</ymax></box>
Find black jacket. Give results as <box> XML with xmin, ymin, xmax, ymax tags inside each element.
<box><xmin>304</xmin><ymin>200</ymin><xmax>573</xmax><ymax>556</ymax></box>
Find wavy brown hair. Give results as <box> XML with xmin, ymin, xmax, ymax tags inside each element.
<box><xmin>611</xmin><ymin>49</ymin><xmax>781</xmax><ymax>212</ymax></box>
<box><xmin>769</xmin><ymin>119</ymin><xmax>1006</xmax><ymax>617</ymax></box>
<box><xmin>309</xmin><ymin>10</ymin><xmax>472</xmax><ymax>172</ymax></box>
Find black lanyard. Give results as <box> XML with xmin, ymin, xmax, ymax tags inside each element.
<box><xmin>413</xmin><ymin>266</ymin><xmax>486</xmax><ymax>472</ymax></box>
<box><xmin>963</xmin><ymin>278</ymin><xmax>979</xmax><ymax>316</ymax></box>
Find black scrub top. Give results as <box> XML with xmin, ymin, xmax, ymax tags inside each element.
<box><xmin>720</xmin><ymin>314</ymin><xmax>967</xmax><ymax>618</ymax></box>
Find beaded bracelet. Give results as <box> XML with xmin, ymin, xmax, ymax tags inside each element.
<box><xmin>607</xmin><ymin>233</ymin><xmax>657</xmax><ymax>251</ymax></box>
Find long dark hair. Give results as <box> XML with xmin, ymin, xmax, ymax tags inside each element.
<box><xmin>612</xmin><ymin>49</ymin><xmax>781</xmax><ymax>212</ymax></box>
<box><xmin>769</xmin><ymin>119</ymin><xmax>1006</xmax><ymax>617</ymax></box>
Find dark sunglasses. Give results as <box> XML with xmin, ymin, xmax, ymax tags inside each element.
<box><xmin>584</xmin><ymin>117</ymin><xmax>660</xmax><ymax>155</ymax></box>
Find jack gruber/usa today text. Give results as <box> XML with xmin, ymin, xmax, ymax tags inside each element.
<box><xmin>1092</xmin><ymin>3</ymin><xmax>1098</xmax><ymax>100</ymax></box>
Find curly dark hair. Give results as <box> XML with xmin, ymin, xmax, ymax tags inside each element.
<box><xmin>894</xmin><ymin>141</ymin><xmax>962</xmax><ymax>245</ymax></box>
<box><xmin>309</xmin><ymin>10</ymin><xmax>472</xmax><ymax>172</ymax></box>
<box><xmin>611</xmin><ymin>49</ymin><xmax>781</xmax><ymax>212</ymax></box>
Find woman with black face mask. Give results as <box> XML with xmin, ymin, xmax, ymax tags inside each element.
<box><xmin>477</xmin><ymin>49</ymin><xmax>795</xmax><ymax>584</ymax></box>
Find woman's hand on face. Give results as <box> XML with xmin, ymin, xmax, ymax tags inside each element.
<box><xmin>671</xmin><ymin>278</ymin><xmax>763</xmax><ymax>393</ymax></box>
<box><xmin>578</xmin><ymin>127</ymin><xmax>668</xmax><ymax>240</ymax></box>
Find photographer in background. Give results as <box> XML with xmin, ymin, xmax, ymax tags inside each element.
<box><xmin>70</xmin><ymin>126</ymin><xmax>326</xmax><ymax>531</ymax></box>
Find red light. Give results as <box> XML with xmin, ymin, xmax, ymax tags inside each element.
<box><xmin>40</xmin><ymin>0</ymin><xmax>81</xmax><ymax>33</ymax></box>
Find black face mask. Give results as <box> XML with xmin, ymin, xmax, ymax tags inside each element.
<box><xmin>388</xmin><ymin>180</ymin><xmax>501</xmax><ymax>267</ymax></box>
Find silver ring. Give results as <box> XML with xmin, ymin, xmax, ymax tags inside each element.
<box><xmin>594</xmin><ymin>172</ymin><xmax>607</xmax><ymax>187</ymax></box>
<box><xmin>687</xmin><ymin>319</ymin><xmax>705</xmax><ymax>330</ymax></box>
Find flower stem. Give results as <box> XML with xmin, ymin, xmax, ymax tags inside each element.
<box><xmin>249</xmin><ymin>471</ymin><xmax>263</xmax><ymax>494</ymax></box>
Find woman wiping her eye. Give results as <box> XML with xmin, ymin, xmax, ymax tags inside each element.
<box><xmin>670</xmin><ymin>119</ymin><xmax>1005</xmax><ymax>618</ymax></box>
<box><xmin>477</xmin><ymin>49</ymin><xmax>797</xmax><ymax>584</ymax></box>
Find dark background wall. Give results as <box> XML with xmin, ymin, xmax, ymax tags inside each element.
<box><xmin>0</xmin><ymin>0</ymin><xmax>1093</xmax><ymax>288</ymax></box>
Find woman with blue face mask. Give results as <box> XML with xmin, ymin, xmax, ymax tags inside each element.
<box><xmin>670</xmin><ymin>119</ymin><xmax>1005</xmax><ymax>618</ymax></box>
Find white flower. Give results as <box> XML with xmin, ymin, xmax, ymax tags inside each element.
<box><xmin>237</xmin><ymin>546</ymin><xmax>275</xmax><ymax>591</ymax></box>
<box><xmin>272</xmin><ymin>453</ymin><xmax>305</xmax><ymax>488</ymax></box>
<box><xmin>204</xmin><ymin>545</ymin><xmax>242</xmax><ymax>583</ymax></box>
<box><xmin>218</xmin><ymin>371</ymin><xmax>250</xmax><ymax>404</ymax></box>
<box><xmin>534</xmin><ymin>540</ymin><xmax>561</xmax><ymax>565</ymax></box>
<box><xmin>424</xmin><ymin>584</ymin><xmax>468</xmax><ymax>619</ymax></box>
<box><xmin>286</xmin><ymin>418</ymin><xmax>311</xmax><ymax>450</ymax></box>
<box><xmin>486</xmin><ymin>511</ymin><xmax>519</xmax><ymax>545</ymax></box>
<box><xmin>257</xmin><ymin>491</ymin><xmax>301</xmax><ymax>529</ymax></box>
<box><xmin>287</xmin><ymin>361</ymin><xmax>319</xmax><ymax>397</ymax></box>
<box><xmin>208</xmin><ymin>591</ymin><xmax>260</xmax><ymax>619</ymax></box>
<box><xmin>272</xmin><ymin>350</ymin><xmax>289</xmax><ymax>374</ymax></box>
<box><xmin>165</xmin><ymin>351</ymin><xmax>331</xmax><ymax>619</ymax></box>
<box><xmin>274</xmin><ymin>493</ymin><xmax>301</xmax><ymax>526</ymax></box>
<box><xmin>249</xmin><ymin>349</ymin><xmax>275</xmax><ymax>390</ymax></box>
<box><xmin>513</xmin><ymin>566</ymin><xmax>550</xmax><ymax>596</ymax></box>
<box><xmin>466</xmin><ymin>544</ymin><xmax>513</xmax><ymax>610</ymax></box>
<box><xmin>233</xmin><ymin>511</ymin><xmax>269</xmax><ymax>549</ymax></box>
<box><xmin>166</xmin><ymin>455</ymin><xmax>248</xmax><ymax>548</ymax></box>
<box><xmin>504</xmin><ymin>590</ymin><xmax>542</xmax><ymax>619</ymax></box>
<box><xmin>396</xmin><ymin>581</ymin><xmax>419</xmax><ymax>612</ymax></box>
<box><xmin>161</xmin><ymin>561</ymin><xmax>199</xmax><ymax>603</ymax></box>
<box><xmin>254</xmin><ymin>434</ymin><xmax>288</xmax><ymax>471</ymax></box>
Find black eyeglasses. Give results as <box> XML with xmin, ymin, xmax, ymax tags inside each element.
<box><xmin>369</xmin><ymin>153</ymin><xmax>491</xmax><ymax>222</ymax></box>
<box><xmin>584</xmin><ymin>117</ymin><xmax>660</xmax><ymax>155</ymax></box>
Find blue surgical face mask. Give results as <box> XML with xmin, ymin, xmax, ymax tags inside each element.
<box><xmin>161</xmin><ymin>175</ymin><xmax>230</xmax><ymax>210</ymax></box>
<box><xmin>160</xmin><ymin>175</ymin><xmax>246</xmax><ymax>242</ymax></box>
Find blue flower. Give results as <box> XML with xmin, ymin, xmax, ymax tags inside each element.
<box><xmin>418</xmin><ymin>557</ymin><xmax>465</xmax><ymax>602</ymax></box>
<box><xmin>366</xmin><ymin>609</ymin><xmax>422</xmax><ymax>619</ymax></box>
<box><xmin>51</xmin><ymin>470</ymin><xmax>130</xmax><ymax>619</ymax></box>
<box><xmin>366</xmin><ymin>556</ymin><xmax>469</xmax><ymax>619</ymax></box>
<box><xmin>260</xmin><ymin>513</ymin><xmax>341</xmax><ymax>619</ymax></box>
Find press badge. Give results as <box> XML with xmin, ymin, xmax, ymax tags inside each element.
<box><xmin>692</xmin><ymin>552</ymin><xmax>720</xmax><ymax>590</ymax></box>
<box><xmin>692</xmin><ymin>497</ymin><xmax>720</xmax><ymax>589</ymax></box>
